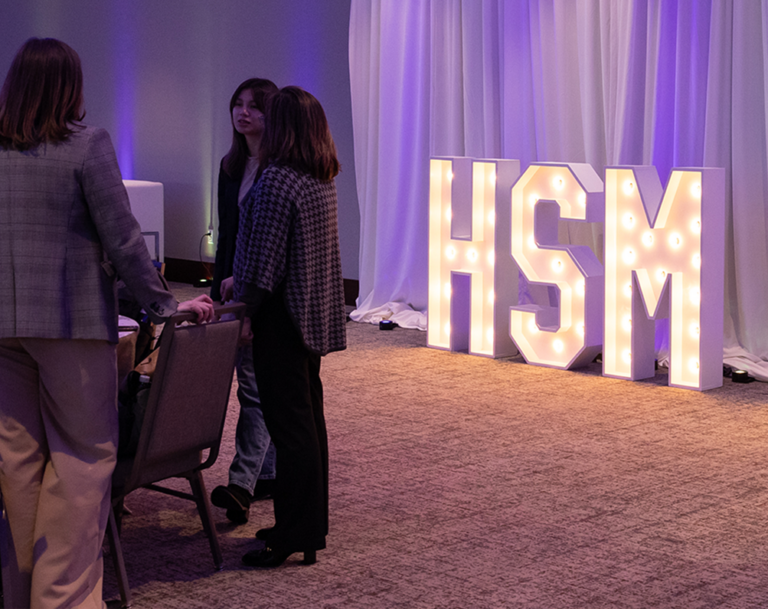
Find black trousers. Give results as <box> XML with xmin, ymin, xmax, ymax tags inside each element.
<box><xmin>251</xmin><ymin>291</ymin><xmax>328</xmax><ymax>552</ymax></box>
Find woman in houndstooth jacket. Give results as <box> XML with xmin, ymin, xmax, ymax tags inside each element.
<box><xmin>227</xmin><ymin>86</ymin><xmax>346</xmax><ymax>568</ymax></box>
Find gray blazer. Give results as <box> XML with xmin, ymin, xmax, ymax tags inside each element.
<box><xmin>0</xmin><ymin>126</ymin><xmax>177</xmax><ymax>343</ymax></box>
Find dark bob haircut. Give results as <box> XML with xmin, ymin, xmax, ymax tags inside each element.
<box><xmin>0</xmin><ymin>38</ymin><xmax>85</xmax><ymax>151</ymax></box>
<box><xmin>221</xmin><ymin>77</ymin><xmax>278</xmax><ymax>179</ymax></box>
<box><xmin>258</xmin><ymin>86</ymin><xmax>340</xmax><ymax>182</ymax></box>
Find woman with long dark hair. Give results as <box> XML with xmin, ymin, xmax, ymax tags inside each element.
<box><xmin>209</xmin><ymin>78</ymin><xmax>280</xmax><ymax>524</ymax></box>
<box><xmin>229</xmin><ymin>86</ymin><xmax>346</xmax><ymax>567</ymax></box>
<box><xmin>0</xmin><ymin>38</ymin><xmax>213</xmax><ymax>608</ymax></box>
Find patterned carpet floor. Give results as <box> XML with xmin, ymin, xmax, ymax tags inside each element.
<box><xmin>101</xmin><ymin>283</ymin><xmax>768</xmax><ymax>609</ymax></box>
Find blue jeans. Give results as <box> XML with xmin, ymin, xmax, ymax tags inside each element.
<box><xmin>229</xmin><ymin>345</ymin><xmax>276</xmax><ymax>494</ymax></box>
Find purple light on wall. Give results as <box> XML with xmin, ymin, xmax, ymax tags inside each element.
<box><xmin>110</xmin><ymin>3</ymin><xmax>135</xmax><ymax>179</ymax></box>
<box><xmin>284</xmin><ymin>0</ymin><xmax>326</xmax><ymax>92</ymax></box>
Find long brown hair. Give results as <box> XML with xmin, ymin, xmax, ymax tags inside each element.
<box><xmin>221</xmin><ymin>78</ymin><xmax>278</xmax><ymax>179</ymax></box>
<box><xmin>258</xmin><ymin>86</ymin><xmax>340</xmax><ymax>182</ymax></box>
<box><xmin>0</xmin><ymin>38</ymin><xmax>85</xmax><ymax>151</ymax></box>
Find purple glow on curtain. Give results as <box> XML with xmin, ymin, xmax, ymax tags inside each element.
<box><xmin>672</xmin><ymin>0</ymin><xmax>711</xmax><ymax>167</ymax></box>
<box><xmin>651</xmin><ymin>1</ymin><xmax>678</xmax><ymax>182</ymax></box>
<box><xmin>500</xmin><ymin>0</ymin><xmax>536</xmax><ymax>166</ymax></box>
<box><xmin>618</xmin><ymin>1</ymin><xmax>650</xmax><ymax>165</ymax></box>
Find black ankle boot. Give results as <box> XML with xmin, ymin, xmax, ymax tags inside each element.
<box><xmin>210</xmin><ymin>484</ymin><xmax>251</xmax><ymax>524</ymax></box>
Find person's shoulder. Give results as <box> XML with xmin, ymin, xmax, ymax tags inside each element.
<box><xmin>218</xmin><ymin>156</ymin><xmax>235</xmax><ymax>179</ymax></box>
<box><xmin>267</xmin><ymin>164</ymin><xmax>328</xmax><ymax>188</ymax></box>
<box><xmin>263</xmin><ymin>163</ymin><xmax>297</xmax><ymax>178</ymax></box>
<box><xmin>57</xmin><ymin>125</ymin><xmax>112</xmax><ymax>152</ymax></box>
<box><xmin>65</xmin><ymin>124</ymin><xmax>102</xmax><ymax>141</ymax></box>
<box><xmin>261</xmin><ymin>164</ymin><xmax>304</xmax><ymax>188</ymax></box>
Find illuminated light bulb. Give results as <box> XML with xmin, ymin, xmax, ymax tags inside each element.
<box><xmin>577</xmin><ymin>192</ymin><xmax>586</xmax><ymax>206</ymax></box>
<box><xmin>487</xmin><ymin>251</ymin><xmax>495</xmax><ymax>266</ymax></box>
<box><xmin>692</xmin><ymin>254</ymin><xmax>701</xmax><ymax>269</ymax></box>
<box><xmin>689</xmin><ymin>288</ymin><xmax>700</xmax><ymax>305</ymax></box>
<box><xmin>553</xmin><ymin>177</ymin><xmax>565</xmax><ymax>190</ymax></box>
<box><xmin>623</xmin><ymin>180</ymin><xmax>635</xmax><ymax>196</ymax></box>
<box><xmin>689</xmin><ymin>358</ymin><xmax>700</xmax><ymax>373</ymax></box>
<box><xmin>690</xmin><ymin>323</ymin><xmax>700</xmax><ymax>338</ymax></box>
<box><xmin>444</xmin><ymin>323</ymin><xmax>451</xmax><ymax>336</ymax></box>
<box><xmin>528</xmin><ymin>319</ymin><xmax>539</xmax><ymax>334</ymax></box>
<box><xmin>443</xmin><ymin>283</ymin><xmax>452</xmax><ymax>298</ymax></box>
<box><xmin>691</xmin><ymin>218</ymin><xmax>701</xmax><ymax>234</ymax></box>
<box><xmin>669</xmin><ymin>233</ymin><xmax>682</xmax><ymax>248</ymax></box>
<box><xmin>552</xmin><ymin>259</ymin><xmax>563</xmax><ymax>273</ymax></box>
<box><xmin>529</xmin><ymin>193</ymin><xmax>539</xmax><ymax>207</ymax></box>
<box><xmin>446</xmin><ymin>246</ymin><xmax>456</xmax><ymax>260</ymax></box>
<box><xmin>553</xmin><ymin>339</ymin><xmax>564</xmax><ymax>353</ymax></box>
<box><xmin>575</xmin><ymin>280</ymin><xmax>585</xmax><ymax>296</ymax></box>
<box><xmin>486</xmin><ymin>328</ymin><xmax>493</xmax><ymax>343</ymax></box>
<box><xmin>691</xmin><ymin>183</ymin><xmax>702</xmax><ymax>198</ymax></box>
<box><xmin>642</xmin><ymin>232</ymin><xmax>654</xmax><ymax>246</ymax></box>
<box><xmin>488</xmin><ymin>290</ymin><xmax>495</xmax><ymax>305</ymax></box>
<box><xmin>447</xmin><ymin>171</ymin><xmax>454</xmax><ymax>182</ymax></box>
<box><xmin>576</xmin><ymin>324</ymin><xmax>585</xmax><ymax>337</ymax></box>
<box><xmin>622</xmin><ymin>349</ymin><xmax>632</xmax><ymax>364</ymax></box>
<box><xmin>487</xmin><ymin>210</ymin><xmax>495</xmax><ymax>225</ymax></box>
<box><xmin>622</xmin><ymin>248</ymin><xmax>635</xmax><ymax>265</ymax></box>
<box><xmin>445</xmin><ymin>209</ymin><xmax>452</xmax><ymax>222</ymax></box>
<box><xmin>622</xmin><ymin>315</ymin><xmax>632</xmax><ymax>332</ymax></box>
<box><xmin>527</xmin><ymin>235</ymin><xmax>537</xmax><ymax>249</ymax></box>
<box><xmin>624</xmin><ymin>283</ymin><xmax>633</xmax><ymax>298</ymax></box>
<box><xmin>489</xmin><ymin>172</ymin><xmax>496</xmax><ymax>185</ymax></box>
<box><xmin>623</xmin><ymin>214</ymin><xmax>635</xmax><ymax>229</ymax></box>
<box><xmin>467</xmin><ymin>249</ymin><xmax>478</xmax><ymax>262</ymax></box>
<box><xmin>657</xmin><ymin>269</ymin><xmax>667</xmax><ymax>283</ymax></box>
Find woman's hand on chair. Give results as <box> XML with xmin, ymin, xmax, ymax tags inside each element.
<box><xmin>220</xmin><ymin>277</ymin><xmax>234</xmax><ymax>302</ymax></box>
<box><xmin>239</xmin><ymin>317</ymin><xmax>253</xmax><ymax>346</ymax></box>
<box><xmin>178</xmin><ymin>295</ymin><xmax>215</xmax><ymax>323</ymax></box>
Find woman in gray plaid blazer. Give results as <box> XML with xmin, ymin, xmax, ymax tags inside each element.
<box><xmin>0</xmin><ymin>38</ymin><xmax>213</xmax><ymax>609</ymax></box>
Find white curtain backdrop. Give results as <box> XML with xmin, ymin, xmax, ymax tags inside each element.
<box><xmin>349</xmin><ymin>0</ymin><xmax>768</xmax><ymax>380</ymax></box>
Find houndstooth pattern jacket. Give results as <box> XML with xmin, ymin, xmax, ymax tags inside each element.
<box><xmin>233</xmin><ymin>164</ymin><xmax>346</xmax><ymax>356</ymax></box>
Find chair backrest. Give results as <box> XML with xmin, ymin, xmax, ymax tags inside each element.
<box><xmin>118</xmin><ymin>302</ymin><xmax>245</xmax><ymax>494</ymax></box>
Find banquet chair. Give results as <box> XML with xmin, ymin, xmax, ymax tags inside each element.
<box><xmin>106</xmin><ymin>302</ymin><xmax>245</xmax><ymax>608</ymax></box>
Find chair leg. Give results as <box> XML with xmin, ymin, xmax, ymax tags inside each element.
<box><xmin>107</xmin><ymin>503</ymin><xmax>132</xmax><ymax>608</ymax></box>
<box><xmin>188</xmin><ymin>472</ymin><xmax>223</xmax><ymax>570</ymax></box>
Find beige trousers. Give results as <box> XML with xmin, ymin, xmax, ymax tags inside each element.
<box><xmin>0</xmin><ymin>338</ymin><xmax>118</xmax><ymax>609</ymax></box>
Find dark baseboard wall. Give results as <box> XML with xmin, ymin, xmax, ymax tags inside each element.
<box><xmin>165</xmin><ymin>257</ymin><xmax>360</xmax><ymax>307</ymax></box>
<box><xmin>164</xmin><ymin>257</ymin><xmax>214</xmax><ymax>285</ymax></box>
<box><xmin>342</xmin><ymin>278</ymin><xmax>359</xmax><ymax>308</ymax></box>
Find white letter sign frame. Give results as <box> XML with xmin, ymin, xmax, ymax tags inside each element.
<box><xmin>509</xmin><ymin>163</ymin><xmax>605</xmax><ymax>370</ymax></box>
<box><xmin>603</xmin><ymin>166</ymin><xmax>725</xmax><ymax>390</ymax></box>
<box><xmin>427</xmin><ymin>157</ymin><xmax>521</xmax><ymax>358</ymax></box>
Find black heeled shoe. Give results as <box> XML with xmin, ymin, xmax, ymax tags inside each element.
<box><xmin>241</xmin><ymin>546</ymin><xmax>316</xmax><ymax>568</ymax></box>
<box><xmin>255</xmin><ymin>526</ymin><xmax>275</xmax><ymax>541</ymax></box>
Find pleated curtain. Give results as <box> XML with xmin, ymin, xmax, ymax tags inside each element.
<box><xmin>349</xmin><ymin>0</ymin><xmax>768</xmax><ymax>379</ymax></box>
